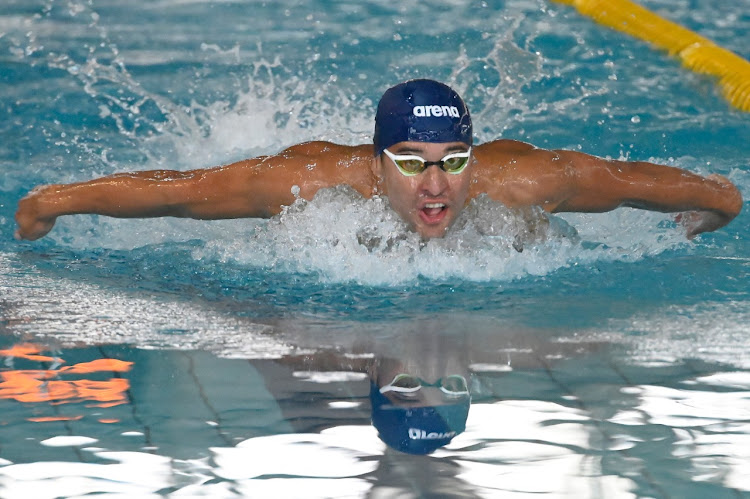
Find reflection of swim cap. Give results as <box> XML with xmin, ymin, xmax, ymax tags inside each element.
<box><xmin>373</xmin><ymin>79</ymin><xmax>473</xmax><ymax>157</ymax></box>
<box><xmin>370</xmin><ymin>382</ymin><xmax>470</xmax><ymax>455</ymax></box>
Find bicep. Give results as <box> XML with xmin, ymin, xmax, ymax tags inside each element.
<box><xmin>478</xmin><ymin>147</ymin><xmax>581</xmax><ymax>212</ymax></box>
<box><xmin>546</xmin><ymin>151</ymin><xmax>628</xmax><ymax>213</ymax></box>
<box><xmin>480</xmin><ymin>144</ymin><xmax>741</xmax><ymax>217</ymax></box>
<box><xmin>484</xmin><ymin>148</ymin><xmax>640</xmax><ymax>213</ymax></box>
<box><xmin>181</xmin><ymin>143</ymin><xmax>348</xmax><ymax>219</ymax></box>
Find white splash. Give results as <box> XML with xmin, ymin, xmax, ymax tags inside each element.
<box><xmin>194</xmin><ymin>185</ymin><xmax>684</xmax><ymax>285</ymax></box>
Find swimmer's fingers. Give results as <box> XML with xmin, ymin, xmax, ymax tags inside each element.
<box><xmin>14</xmin><ymin>218</ymin><xmax>57</xmax><ymax>241</ymax></box>
<box><xmin>674</xmin><ymin>174</ymin><xmax>739</xmax><ymax>239</ymax></box>
<box><xmin>676</xmin><ymin>210</ymin><xmax>727</xmax><ymax>239</ymax></box>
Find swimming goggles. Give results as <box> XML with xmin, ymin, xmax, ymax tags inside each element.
<box><xmin>379</xmin><ymin>373</ymin><xmax>469</xmax><ymax>398</ymax></box>
<box><xmin>383</xmin><ymin>148</ymin><xmax>471</xmax><ymax>176</ymax></box>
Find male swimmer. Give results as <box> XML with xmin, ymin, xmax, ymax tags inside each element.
<box><xmin>14</xmin><ymin>79</ymin><xmax>742</xmax><ymax>241</ymax></box>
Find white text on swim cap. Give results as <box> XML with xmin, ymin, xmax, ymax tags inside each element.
<box><xmin>413</xmin><ymin>105</ymin><xmax>460</xmax><ymax>118</ymax></box>
<box><xmin>408</xmin><ymin>428</ymin><xmax>457</xmax><ymax>440</ymax></box>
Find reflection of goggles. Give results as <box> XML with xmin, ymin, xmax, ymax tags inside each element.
<box><xmin>379</xmin><ymin>374</ymin><xmax>469</xmax><ymax>398</ymax></box>
<box><xmin>383</xmin><ymin>148</ymin><xmax>471</xmax><ymax>176</ymax></box>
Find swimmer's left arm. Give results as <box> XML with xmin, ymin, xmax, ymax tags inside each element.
<box><xmin>545</xmin><ymin>150</ymin><xmax>743</xmax><ymax>237</ymax></box>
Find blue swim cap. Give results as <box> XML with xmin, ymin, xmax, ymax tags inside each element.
<box><xmin>370</xmin><ymin>382</ymin><xmax>470</xmax><ymax>455</ymax></box>
<box><xmin>373</xmin><ymin>79</ymin><xmax>473</xmax><ymax>157</ymax></box>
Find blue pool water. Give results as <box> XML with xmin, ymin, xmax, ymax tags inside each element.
<box><xmin>1</xmin><ymin>0</ymin><xmax>749</xmax><ymax>496</ymax></box>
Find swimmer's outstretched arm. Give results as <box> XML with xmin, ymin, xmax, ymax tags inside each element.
<box><xmin>15</xmin><ymin>142</ymin><xmax>374</xmax><ymax>241</ymax></box>
<box><xmin>475</xmin><ymin>140</ymin><xmax>741</xmax><ymax>238</ymax></box>
<box><xmin>13</xmin><ymin>162</ymin><xmax>271</xmax><ymax>240</ymax></box>
<box><xmin>537</xmin><ymin>149</ymin><xmax>742</xmax><ymax>238</ymax></box>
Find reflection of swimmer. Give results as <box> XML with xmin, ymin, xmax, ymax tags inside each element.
<box><xmin>273</xmin><ymin>318</ymin><xmax>609</xmax><ymax>457</ymax></box>
<box><xmin>15</xmin><ymin>79</ymin><xmax>741</xmax><ymax>242</ymax></box>
<box><xmin>369</xmin><ymin>357</ymin><xmax>471</xmax><ymax>455</ymax></box>
<box><xmin>272</xmin><ymin>324</ymin><xmax>476</xmax><ymax>455</ymax></box>
<box><xmin>275</xmin><ymin>346</ymin><xmax>472</xmax><ymax>455</ymax></box>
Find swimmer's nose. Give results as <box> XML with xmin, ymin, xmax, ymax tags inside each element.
<box><xmin>420</xmin><ymin>164</ymin><xmax>449</xmax><ymax>196</ymax></box>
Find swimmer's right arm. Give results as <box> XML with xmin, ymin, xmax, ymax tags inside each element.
<box><xmin>14</xmin><ymin>160</ymin><xmax>294</xmax><ymax>241</ymax></box>
<box><xmin>15</xmin><ymin>142</ymin><xmax>373</xmax><ymax>241</ymax></box>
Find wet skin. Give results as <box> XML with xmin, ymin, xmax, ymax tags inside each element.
<box><xmin>14</xmin><ymin>138</ymin><xmax>743</xmax><ymax>241</ymax></box>
<box><xmin>373</xmin><ymin>141</ymin><xmax>472</xmax><ymax>239</ymax></box>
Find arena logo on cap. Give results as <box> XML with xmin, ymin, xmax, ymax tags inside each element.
<box><xmin>408</xmin><ymin>428</ymin><xmax>457</xmax><ymax>440</ymax></box>
<box><xmin>413</xmin><ymin>105</ymin><xmax>460</xmax><ymax>118</ymax></box>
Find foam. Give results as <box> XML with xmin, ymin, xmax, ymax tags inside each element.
<box><xmin>191</xmin><ymin>185</ymin><xmax>685</xmax><ymax>285</ymax></box>
<box><xmin>46</xmin><ymin>181</ymin><xmax>687</xmax><ymax>286</ymax></box>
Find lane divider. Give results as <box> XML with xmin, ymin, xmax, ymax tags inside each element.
<box><xmin>551</xmin><ymin>0</ymin><xmax>750</xmax><ymax>112</ymax></box>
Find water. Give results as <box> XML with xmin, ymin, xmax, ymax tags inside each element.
<box><xmin>1</xmin><ymin>0</ymin><xmax>749</xmax><ymax>497</ymax></box>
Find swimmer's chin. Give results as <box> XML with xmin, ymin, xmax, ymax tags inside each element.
<box><xmin>411</xmin><ymin>222</ymin><xmax>451</xmax><ymax>239</ymax></box>
<box><xmin>409</xmin><ymin>207</ymin><xmax>455</xmax><ymax>239</ymax></box>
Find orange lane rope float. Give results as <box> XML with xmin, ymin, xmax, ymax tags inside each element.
<box><xmin>551</xmin><ymin>0</ymin><xmax>750</xmax><ymax>112</ymax></box>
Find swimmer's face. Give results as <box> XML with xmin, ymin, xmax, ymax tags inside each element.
<box><xmin>374</xmin><ymin>141</ymin><xmax>473</xmax><ymax>238</ymax></box>
<box><xmin>373</xmin><ymin>356</ymin><xmax>471</xmax><ymax>408</ymax></box>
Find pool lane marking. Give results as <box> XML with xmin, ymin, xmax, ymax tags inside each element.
<box><xmin>551</xmin><ymin>0</ymin><xmax>750</xmax><ymax>112</ymax></box>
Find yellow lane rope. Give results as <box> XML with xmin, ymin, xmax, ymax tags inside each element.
<box><xmin>551</xmin><ymin>0</ymin><xmax>750</xmax><ymax>112</ymax></box>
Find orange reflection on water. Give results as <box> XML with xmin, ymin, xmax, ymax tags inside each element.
<box><xmin>0</xmin><ymin>344</ymin><xmax>61</xmax><ymax>363</ymax></box>
<box><xmin>0</xmin><ymin>344</ymin><xmax>133</xmax><ymax>419</ymax></box>
<box><xmin>27</xmin><ymin>415</ymin><xmax>84</xmax><ymax>423</ymax></box>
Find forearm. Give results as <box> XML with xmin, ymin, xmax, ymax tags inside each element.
<box><xmin>15</xmin><ymin>166</ymin><xmax>272</xmax><ymax>241</ymax></box>
<box><xmin>30</xmin><ymin>171</ymin><xmax>203</xmax><ymax>220</ymax></box>
<box><xmin>556</xmin><ymin>152</ymin><xmax>743</xmax><ymax>220</ymax></box>
<box><xmin>28</xmin><ymin>165</ymin><xmax>281</xmax><ymax>220</ymax></box>
<box><xmin>616</xmin><ymin>162</ymin><xmax>742</xmax><ymax>219</ymax></box>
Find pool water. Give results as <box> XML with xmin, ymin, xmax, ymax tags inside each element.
<box><xmin>1</xmin><ymin>0</ymin><xmax>749</xmax><ymax>497</ymax></box>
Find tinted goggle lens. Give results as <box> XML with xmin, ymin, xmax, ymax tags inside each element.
<box><xmin>395</xmin><ymin>158</ymin><xmax>424</xmax><ymax>175</ymax></box>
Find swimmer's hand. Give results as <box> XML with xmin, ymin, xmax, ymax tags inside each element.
<box><xmin>676</xmin><ymin>210</ymin><xmax>729</xmax><ymax>239</ymax></box>
<box><xmin>676</xmin><ymin>174</ymin><xmax>741</xmax><ymax>239</ymax></box>
<box><xmin>15</xmin><ymin>186</ymin><xmax>59</xmax><ymax>241</ymax></box>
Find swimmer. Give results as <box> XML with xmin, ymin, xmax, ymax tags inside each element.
<box><xmin>14</xmin><ymin>79</ymin><xmax>742</xmax><ymax>241</ymax></box>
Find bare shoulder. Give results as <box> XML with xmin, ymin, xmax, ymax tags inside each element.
<box><xmin>473</xmin><ymin>138</ymin><xmax>536</xmax><ymax>157</ymax></box>
<box><xmin>473</xmin><ymin>138</ymin><xmax>564</xmax><ymax>165</ymax></box>
<box><xmin>470</xmin><ymin>139</ymin><xmax>575</xmax><ymax>209</ymax></box>
<box><xmin>277</xmin><ymin>141</ymin><xmax>371</xmax><ymax>161</ymax></box>
<box><xmin>215</xmin><ymin>141</ymin><xmax>376</xmax><ymax>208</ymax></box>
<box><xmin>219</xmin><ymin>141</ymin><xmax>371</xmax><ymax>176</ymax></box>
<box><xmin>273</xmin><ymin>141</ymin><xmax>376</xmax><ymax>195</ymax></box>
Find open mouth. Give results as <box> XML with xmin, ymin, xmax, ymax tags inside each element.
<box><xmin>420</xmin><ymin>202</ymin><xmax>447</xmax><ymax>224</ymax></box>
